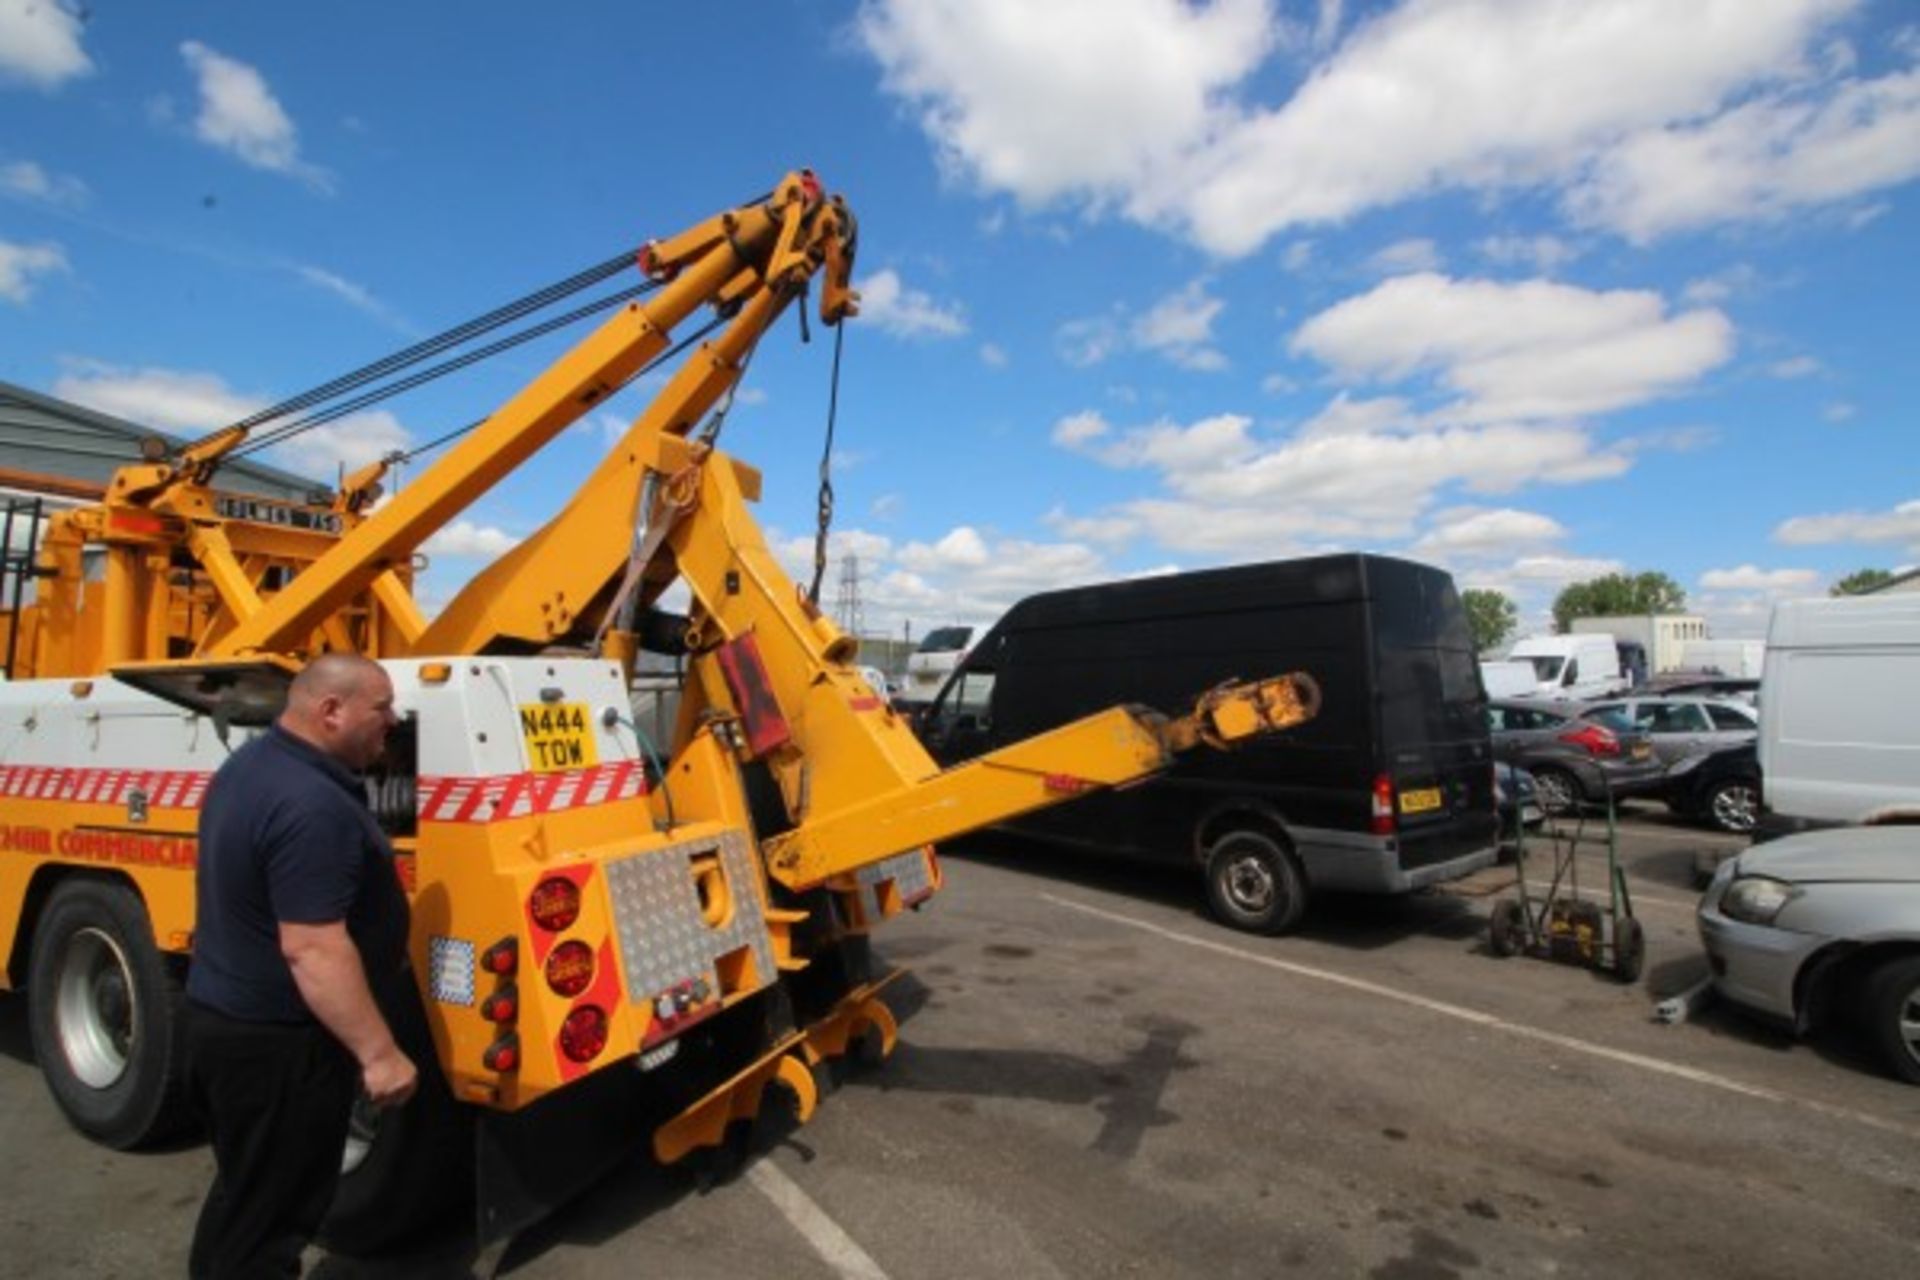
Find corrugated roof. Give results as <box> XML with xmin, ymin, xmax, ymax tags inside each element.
<box><xmin>0</xmin><ymin>380</ymin><xmax>323</xmax><ymax>500</ymax></box>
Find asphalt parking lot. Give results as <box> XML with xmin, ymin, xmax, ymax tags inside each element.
<box><xmin>2</xmin><ymin>807</ymin><xmax>1916</xmax><ymax>1278</ymax></box>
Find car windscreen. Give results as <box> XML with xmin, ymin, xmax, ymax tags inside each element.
<box><xmin>916</xmin><ymin>626</ymin><xmax>972</xmax><ymax>653</ymax></box>
<box><xmin>1524</xmin><ymin>655</ymin><xmax>1564</xmax><ymax>681</ymax></box>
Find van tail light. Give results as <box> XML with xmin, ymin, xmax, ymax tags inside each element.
<box><xmin>1558</xmin><ymin>724</ymin><xmax>1620</xmax><ymax>758</ymax></box>
<box><xmin>1370</xmin><ymin>775</ymin><xmax>1396</xmax><ymax>835</ymax></box>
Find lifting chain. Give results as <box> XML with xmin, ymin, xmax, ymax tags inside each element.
<box><xmin>806</xmin><ymin>320</ymin><xmax>846</xmax><ymax>607</ymax></box>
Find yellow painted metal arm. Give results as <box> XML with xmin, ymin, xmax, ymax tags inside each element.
<box><xmin>758</xmin><ymin>674</ymin><xmax>1320</xmax><ymax>890</ymax></box>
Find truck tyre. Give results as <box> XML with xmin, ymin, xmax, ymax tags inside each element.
<box><xmin>1531</xmin><ymin>768</ymin><xmax>1580</xmax><ymax>817</ymax></box>
<box><xmin>320</xmin><ymin>985</ymin><xmax>472</xmax><ymax>1255</ymax></box>
<box><xmin>1864</xmin><ymin>956</ymin><xmax>1920</xmax><ymax>1086</ymax></box>
<box><xmin>26</xmin><ymin>879</ymin><xmax>190</xmax><ymax>1150</ymax></box>
<box><xmin>1203</xmin><ymin>829</ymin><xmax>1306</xmax><ymax>935</ymax></box>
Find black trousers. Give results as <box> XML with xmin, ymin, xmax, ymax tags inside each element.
<box><xmin>186</xmin><ymin>1003</ymin><xmax>357</xmax><ymax>1279</ymax></box>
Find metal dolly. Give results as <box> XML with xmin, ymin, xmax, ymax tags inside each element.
<box><xmin>1487</xmin><ymin>788</ymin><xmax>1645</xmax><ymax>983</ymax></box>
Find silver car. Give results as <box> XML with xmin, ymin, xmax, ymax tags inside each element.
<box><xmin>1580</xmin><ymin>695</ymin><xmax>1757</xmax><ymax>771</ymax></box>
<box><xmin>1697</xmin><ymin>826</ymin><xmax>1920</xmax><ymax>1084</ymax></box>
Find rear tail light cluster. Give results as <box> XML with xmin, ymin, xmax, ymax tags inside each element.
<box><xmin>1558</xmin><ymin>723</ymin><xmax>1620</xmax><ymax>757</ymax></box>
<box><xmin>545</xmin><ymin>940</ymin><xmax>595</xmax><ymax>998</ymax></box>
<box><xmin>528</xmin><ymin>876</ymin><xmax>582</xmax><ymax>932</ymax></box>
<box><xmin>1370</xmin><ymin>774</ymin><xmax>1396</xmax><ymax>836</ymax></box>
<box><xmin>479</xmin><ymin>932</ymin><xmax>520</xmax><ymax>1075</ymax></box>
<box><xmin>523</xmin><ymin>875</ymin><xmax>612</xmax><ymax>1069</ymax></box>
<box><xmin>560</xmin><ymin>1006</ymin><xmax>609</xmax><ymax>1063</ymax></box>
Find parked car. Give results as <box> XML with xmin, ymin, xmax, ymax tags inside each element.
<box><xmin>1641</xmin><ymin>673</ymin><xmax>1760</xmax><ymax>703</ymax></box>
<box><xmin>1486</xmin><ymin>699</ymin><xmax>1665</xmax><ymax>814</ymax></box>
<box><xmin>1698</xmin><ymin>826</ymin><xmax>1920</xmax><ymax>1085</ymax></box>
<box><xmin>1579</xmin><ymin>695</ymin><xmax>1758</xmax><ymax>771</ymax></box>
<box><xmin>1494</xmin><ymin>762</ymin><xmax>1543</xmax><ymax>847</ymax></box>
<box><xmin>1660</xmin><ymin>741</ymin><xmax>1762</xmax><ymax>834</ymax></box>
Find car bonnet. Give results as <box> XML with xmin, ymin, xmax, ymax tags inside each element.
<box><xmin>1737</xmin><ymin>826</ymin><xmax>1920</xmax><ymax>884</ymax></box>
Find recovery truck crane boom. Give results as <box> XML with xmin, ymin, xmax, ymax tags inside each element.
<box><xmin>0</xmin><ymin>170</ymin><xmax>1320</xmax><ymax>1260</ymax></box>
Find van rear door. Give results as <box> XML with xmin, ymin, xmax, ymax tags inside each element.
<box><xmin>1367</xmin><ymin>563</ymin><xmax>1499</xmax><ymax>870</ymax></box>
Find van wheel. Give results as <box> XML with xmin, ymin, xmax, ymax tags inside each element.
<box><xmin>1531</xmin><ymin>768</ymin><xmax>1580</xmax><ymax>816</ymax></box>
<box><xmin>1203</xmin><ymin>830</ymin><xmax>1306</xmax><ymax>935</ymax></box>
<box><xmin>27</xmin><ymin>880</ymin><xmax>191</xmax><ymax>1149</ymax></box>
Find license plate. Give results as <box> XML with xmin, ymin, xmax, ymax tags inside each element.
<box><xmin>1631</xmin><ymin>743</ymin><xmax>1652</xmax><ymax>760</ymax></box>
<box><xmin>1399</xmin><ymin>786</ymin><xmax>1443</xmax><ymax>815</ymax></box>
<box><xmin>519</xmin><ymin>702</ymin><xmax>600</xmax><ymax>772</ymax></box>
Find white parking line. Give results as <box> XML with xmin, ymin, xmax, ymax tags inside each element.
<box><xmin>1042</xmin><ymin>893</ymin><xmax>1920</xmax><ymax>1144</ymax></box>
<box><xmin>748</xmin><ymin>1158</ymin><xmax>892</xmax><ymax>1280</ymax></box>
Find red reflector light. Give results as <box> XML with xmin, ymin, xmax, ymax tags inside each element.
<box><xmin>482</xmin><ymin>1032</ymin><xmax>520</xmax><ymax>1073</ymax></box>
<box><xmin>1370</xmin><ymin>774</ymin><xmax>1395</xmax><ymax>836</ymax></box>
<box><xmin>545</xmin><ymin>940</ymin><xmax>595</xmax><ymax>998</ymax></box>
<box><xmin>1042</xmin><ymin>773</ymin><xmax>1095</xmax><ymax>795</ymax></box>
<box><xmin>559</xmin><ymin>1005</ymin><xmax>609</xmax><ymax>1064</ymax></box>
<box><xmin>528</xmin><ymin>876</ymin><xmax>581</xmax><ymax>932</ymax></box>
<box><xmin>481</xmin><ymin>937</ymin><xmax>518</xmax><ymax>975</ymax></box>
<box><xmin>1558</xmin><ymin>724</ymin><xmax>1620</xmax><ymax>757</ymax></box>
<box><xmin>480</xmin><ymin>984</ymin><xmax>518</xmax><ymax>1023</ymax></box>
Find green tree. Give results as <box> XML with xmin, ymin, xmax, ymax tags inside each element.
<box><xmin>1463</xmin><ymin>588</ymin><xmax>1519</xmax><ymax>654</ymax></box>
<box><xmin>1831</xmin><ymin>567</ymin><xmax>1893</xmax><ymax>596</ymax></box>
<box><xmin>1551</xmin><ymin>571</ymin><xmax>1687</xmax><ymax>634</ymax></box>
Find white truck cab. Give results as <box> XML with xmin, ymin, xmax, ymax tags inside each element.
<box><xmin>1506</xmin><ymin>634</ymin><xmax>1627</xmax><ymax>700</ymax></box>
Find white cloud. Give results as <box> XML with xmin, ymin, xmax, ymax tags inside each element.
<box><xmin>1051</xmin><ymin>410</ymin><xmax>1111</xmax><ymax>448</ymax></box>
<box><xmin>1131</xmin><ymin>279</ymin><xmax>1228</xmax><ymax>370</ymax></box>
<box><xmin>871</xmin><ymin>493</ymin><xmax>904</xmax><ymax>519</ymax></box>
<box><xmin>897</xmin><ymin>525</ymin><xmax>990</xmax><ymax>572</ymax></box>
<box><xmin>1055</xmin><ymin>313</ymin><xmax>1122</xmax><ymax>367</ymax></box>
<box><xmin>0</xmin><ymin>238</ymin><xmax>66</xmax><ymax>302</ymax></box>
<box><xmin>1566</xmin><ymin>63</ymin><xmax>1920</xmax><ymax>242</ymax></box>
<box><xmin>862</xmin><ymin>0</ymin><xmax>1896</xmax><ymax>256</ymax></box>
<box><xmin>1279</xmin><ymin>239</ymin><xmax>1314</xmax><ymax>272</ymax></box>
<box><xmin>854</xmin><ymin>268</ymin><xmax>967</xmax><ymax>338</ymax></box>
<box><xmin>180</xmin><ymin>41</ymin><xmax>331</xmax><ymax>189</ymax></box>
<box><xmin>1290</xmin><ymin>273</ymin><xmax>1734</xmax><ymax>423</ymax></box>
<box><xmin>422</xmin><ymin>520</ymin><xmax>521</xmax><ymax>560</ymax></box>
<box><xmin>1699</xmin><ymin>564</ymin><xmax>1820</xmax><ymax>591</ymax></box>
<box><xmin>1822</xmin><ymin>401</ymin><xmax>1856</xmax><ymax>423</ymax></box>
<box><xmin>1476</xmin><ymin>234</ymin><xmax>1578</xmax><ymax>273</ymax></box>
<box><xmin>1774</xmin><ymin>498</ymin><xmax>1920</xmax><ymax>555</ymax></box>
<box><xmin>52</xmin><ymin>361</ymin><xmax>412</xmax><ymax>479</ymax></box>
<box><xmin>0</xmin><ymin>0</ymin><xmax>93</xmax><ymax>90</ymax></box>
<box><xmin>1366</xmin><ymin>237</ymin><xmax>1443</xmax><ymax>275</ymax></box>
<box><xmin>1410</xmin><ymin>506</ymin><xmax>1567</xmax><ymax>560</ymax></box>
<box><xmin>1260</xmin><ymin>372</ymin><xmax>1298</xmax><ymax>395</ymax></box>
<box><xmin>1767</xmin><ymin>355</ymin><xmax>1821</xmax><ymax>379</ymax></box>
<box><xmin>293</xmin><ymin>264</ymin><xmax>409</xmax><ymax>329</ymax></box>
<box><xmin>979</xmin><ymin>341</ymin><xmax>1008</xmax><ymax>367</ymax></box>
<box><xmin>1</xmin><ymin>159</ymin><xmax>87</xmax><ymax>207</ymax></box>
<box><xmin>857</xmin><ymin>0</ymin><xmax>1272</xmax><ymax>210</ymax></box>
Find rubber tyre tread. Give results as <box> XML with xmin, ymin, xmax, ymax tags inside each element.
<box><xmin>1203</xmin><ymin>829</ymin><xmax>1307</xmax><ymax>936</ymax></box>
<box><xmin>318</xmin><ymin>983</ymin><xmax>474</xmax><ymax>1255</ymax></box>
<box><xmin>26</xmin><ymin>878</ymin><xmax>191</xmax><ymax>1149</ymax></box>
<box><xmin>1613</xmin><ymin>916</ymin><xmax>1646</xmax><ymax>985</ymax></box>
<box><xmin>1863</xmin><ymin>955</ymin><xmax>1920</xmax><ymax>1086</ymax></box>
<box><xmin>1488</xmin><ymin>899</ymin><xmax>1526</xmax><ymax>958</ymax></box>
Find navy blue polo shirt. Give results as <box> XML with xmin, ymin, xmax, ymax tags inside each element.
<box><xmin>187</xmin><ymin>723</ymin><xmax>410</xmax><ymax>1024</ymax></box>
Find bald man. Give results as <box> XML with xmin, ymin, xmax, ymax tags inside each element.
<box><xmin>185</xmin><ymin>654</ymin><xmax>417</xmax><ymax>1278</ymax></box>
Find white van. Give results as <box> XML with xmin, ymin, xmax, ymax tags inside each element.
<box><xmin>1479</xmin><ymin>659</ymin><xmax>1539</xmax><ymax>699</ymax></box>
<box><xmin>1506</xmin><ymin>634</ymin><xmax>1626</xmax><ymax>700</ymax></box>
<box><xmin>1760</xmin><ymin>594</ymin><xmax>1920</xmax><ymax>826</ymax></box>
<box><xmin>899</xmin><ymin>623</ymin><xmax>982</xmax><ymax>706</ymax></box>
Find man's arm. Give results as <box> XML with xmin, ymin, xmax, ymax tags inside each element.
<box><xmin>280</xmin><ymin>921</ymin><xmax>418</xmax><ymax>1107</ymax></box>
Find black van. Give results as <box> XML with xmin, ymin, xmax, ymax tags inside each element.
<box><xmin>917</xmin><ymin>553</ymin><xmax>1499</xmax><ymax>933</ymax></box>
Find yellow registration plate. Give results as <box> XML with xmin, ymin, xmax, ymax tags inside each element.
<box><xmin>1399</xmin><ymin>787</ymin><xmax>1443</xmax><ymax>815</ymax></box>
<box><xmin>1631</xmin><ymin>743</ymin><xmax>1652</xmax><ymax>760</ymax></box>
<box><xmin>519</xmin><ymin>703</ymin><xmax>600</xmax><ymax>773</ymax></box>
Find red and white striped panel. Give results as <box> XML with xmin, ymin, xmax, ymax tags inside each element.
<box><xmin>0</xmin><ymin>765</ymin><xmax>213</xmax><ymax>809</ymax></box>
<box><xmin>415</xmin><ymin>761</ymin><xmax>649</xmax><ymax>824</ymax></box>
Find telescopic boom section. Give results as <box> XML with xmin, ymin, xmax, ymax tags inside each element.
<box><xmin>760</xmin><ymin>673</ymin><xmax>1321</xmax><ymax>889</ymax></box>
<box><xmin>200</xmin><ymin>170</ymin><xmax>852</xmax><ymax>660</ymax></box>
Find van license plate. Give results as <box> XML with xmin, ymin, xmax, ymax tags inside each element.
<box><xmin>520</xmin><ymin>702</ymin><xmax>600</xmax><ymax>772</ymax></box>
<box><xmin>1399</xmin><ymin>787</ymin><xmax>1443</xmax><ymax>815</ymax></box>
<box><xmin>1631</xmin><ymin>743</ymin><xmax>1652</xmax><ymax>761</ymax></box>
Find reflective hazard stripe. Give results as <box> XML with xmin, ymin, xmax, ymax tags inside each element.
<box><xmin>0</xmin><ymin>765</ymin><xmax>216</xmax><ymax>809</ymax></box>
<box><xmin>416</xmin><ymin>762</ymin><xmax>649</xmax><ymax>824</ymax></box>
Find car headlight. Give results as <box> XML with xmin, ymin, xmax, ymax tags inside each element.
<box><xmin>1720</xmin><ymin>875</ymin><xmax>1801</xmax><ymax>926</ymax></box>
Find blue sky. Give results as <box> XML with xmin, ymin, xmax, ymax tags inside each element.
<box><xmin>3</xmin><ymin>0</ymin><xmax>1916</xmax><ymax>643</ymax></box>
